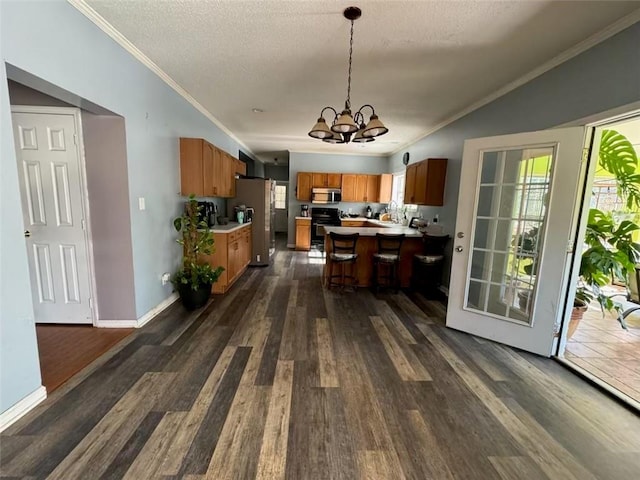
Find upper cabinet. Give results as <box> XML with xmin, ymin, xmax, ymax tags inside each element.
<box><xmin>296</xmin><ymin>172</ymin><xmax>313</xmax><ymax>201</ymax></box>
<box><xmin>311</xmin><ymin>172</ymin><xmax>342</xmax><ymax>188</ymax></box>
<box><xmin>379</xmin><ymin>173</ymin><xmax>392</xmax><ymax>203</ymax></box>
<box><xmin>404</xmin><ymin>158</ymin><xmax>447</xmax><ymax>206</ymax></box>
<box><xmin>180</xmin><ymin>138</ymin><xmax>239</xmax><ymax>198</ymax></box>
<box><xmin>342</xmin><ymin>174</ymin><xmax>380</xmax><ymax>202</ymax></box>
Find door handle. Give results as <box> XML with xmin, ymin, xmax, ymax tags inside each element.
<box><xmin>24</xmin><ymin>230</ymin><xmax>31</xmax><ymax>238</ymax></box>
<box><xmin>455</xmin><ymin>246</ymin><xmax>463</xmax><ymax>253</ymax></box>
<box><xmin>457</xmin><ymin>232</ymin><xmax>465</xmax><ymax>238</ymax></box>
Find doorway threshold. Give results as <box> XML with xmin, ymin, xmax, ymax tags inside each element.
<box><xmin>555</xmin><ymin>356</ymin><xmax>640</xmax><ymax>413</ymax></box>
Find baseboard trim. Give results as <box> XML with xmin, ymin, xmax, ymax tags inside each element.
<box><xmin>287</xmin><ymin>243</ymin><xmax>295</xmax><ymax>249</ymax></box>
<box><xmin>0</xmin><ymin>385</ymin><xmax>47</xmax><ymax>432</ymax></box>
<box><xmin>96</xmin><ymin>293</ymin><xmax>179</xmax><ymax>328</ymax></box>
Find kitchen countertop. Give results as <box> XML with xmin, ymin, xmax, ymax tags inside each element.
<box><xmin>209</xmin><ymin>222</ymin><xmax>251</xmax><ymax>233</ymax></box>
<box><xmin>295</xmin><ymin>216</ymin><xmax>311</xmax><ymax>220</ymax></box>
<box><xmin>323</xmin><ymin>225</ymin><xmax>423</xmax><ymax>237</ymax></box>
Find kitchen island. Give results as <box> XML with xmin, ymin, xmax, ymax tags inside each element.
<box><xmin>323</xmin><ymin>225</ymin><xmax>424</xmax><ymax>288</ymax></box>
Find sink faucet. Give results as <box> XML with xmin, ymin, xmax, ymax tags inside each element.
<box><xmin>387</xmin><ymin>201</ymin><xmax>399</xmax><ymax>223</ymax></box>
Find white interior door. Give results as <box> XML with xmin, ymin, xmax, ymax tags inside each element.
<box><xmin>446</xmin><ymin>127</ymin><xmax>587</xmax><ymax>356</ymax></box>
<box><xmin>12</xmin><ymin>109</ymin><xmax>93</xmax><ymax>324</ymax></box>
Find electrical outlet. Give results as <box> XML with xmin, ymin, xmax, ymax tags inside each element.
<box><xmin>257</xmin><ymin>254</ymin><xmax>261</xmax><ymax>262</ymax></box>
<box><xmin>161</xmin><ymin>272</ymin><xmax>171</xmax><ymax>285</ymax></box>
<box><xmin>138</xmin><ymin>197</ymin><xmax>146</xmax><ymax>210</ymax></box>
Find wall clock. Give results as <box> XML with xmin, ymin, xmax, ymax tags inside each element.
<box><xmin>402</xmin><ymin>152</ymin><xmax>410</xmax><ymax>165</ymax></box>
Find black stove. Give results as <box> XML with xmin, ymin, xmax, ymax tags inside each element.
<box><xmin>311</xmin><ymin>207</ymin><xmax>340</xmax><ymax>244</ymax></box>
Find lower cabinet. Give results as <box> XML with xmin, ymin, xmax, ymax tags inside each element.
<box><xmin>295</xmin><ymin>218</ymin><xmax>311</xmax><ymax>251</ymax></box>
<box><xmin>204</xmin><ymin>224</ymin><xmax>252</xmax><ymax>294</ymax></box>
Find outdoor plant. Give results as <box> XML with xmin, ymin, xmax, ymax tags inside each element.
<box><xmin>173</xmin><ymin>195</ymin><xmax>224</xmax><ymax>294</ymax></box>
<box><xmin>575</xmin><ymin>129</ymin><xmax>640</xmax><ymax>328</ymax></box>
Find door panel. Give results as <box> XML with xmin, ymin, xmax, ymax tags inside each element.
<box><xmin>12</xmin><ymin>110</ymin><xmax>93</xmax><ymax>324</ymax></box>
<box><xmin>446</xmin><ymin>127</ymin><xmax>587</xmax><ymax>356</ymax></box>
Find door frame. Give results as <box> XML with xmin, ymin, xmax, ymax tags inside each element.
<box><xmin>11</xmin><ymin>105</ymin><xmax>98</xmax><ymax>326</ymax></box>
<box><xmin>555</xmin><ymin>106</ymin><xmax>640</xmax><ymax>356</ymax></box>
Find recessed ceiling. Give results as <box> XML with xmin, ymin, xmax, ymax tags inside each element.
<box><xmin>82</xmin><ymin>1</ymin><xmax>640</xmax><ymax>162</ymax></box>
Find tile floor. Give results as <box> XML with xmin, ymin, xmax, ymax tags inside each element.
<box><xmin>564</xmin><ymin>301</ymin><xmax>640</xmax><ymax>402</ymax></box>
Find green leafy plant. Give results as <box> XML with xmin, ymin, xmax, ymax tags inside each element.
<box><xmin>576</xmin><ymin>129</ymin><xmax>640</xmax><ymax>328</ymax></box>
<box><xmin>514</xmin><ymin>226</ymin><xmax>540</xmax><ymax>276</ymax></box>
<box><xmin>172</xmin><ymin>195</ymin><xmax>224</xmax><ymax>291</ymax></box>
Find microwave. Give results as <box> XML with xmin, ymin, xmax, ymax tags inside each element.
<box><xmin>311</xmin><ymin>188</ymin><xmax>341</xmax><ymax>204</ymax></box>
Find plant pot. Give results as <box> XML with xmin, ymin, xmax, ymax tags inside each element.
<box><xmin>178</xmin><ymin>282</ymin><xmax>212</xmax><ymax>311</ymax></box>
<box><xmin>517</xmin><ymin>290</ymin><xmax>533</xmax><ymax>314</ymax></box>
<box><xmin>568</xmin><ymin>301</ymin><xmax>588</xmax><ymax>339</ymax></box>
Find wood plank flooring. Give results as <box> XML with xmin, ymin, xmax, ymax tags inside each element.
<box><xmin>35</xmin><ymin>324</ymin><xmax>134</xmax><ymax>393</ymax></box>
<box><xmin>2</xmin><ymin>239</ymin><xmax>640</xmax><ymax>479</ymax></box>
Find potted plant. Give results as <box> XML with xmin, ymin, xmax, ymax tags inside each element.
<box><xmin>514</xmin><ymin>225</ymin><xmax>540</xmax><ymax>312</ymax></box>
<box><xmin>569</xmin><ymin>129</ymin><xmax>640</xmax><ymax>336</ymax></box>
<box><xmin>172</xmin><ymin>195</ymin><xmax>224</xmax><ymax>310</ymax></box>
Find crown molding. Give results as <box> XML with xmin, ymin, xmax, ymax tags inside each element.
<box><xmin>67</xmin><ymin>0</ymin><xmax>256</xmax><ymax>157</ymax></box>
<box><xmin>390</xmin><ymin>10</ymin><xmax>640</xmax><ymax>156</ymax></box>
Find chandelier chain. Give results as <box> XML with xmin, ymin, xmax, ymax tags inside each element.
<box><xmin>346</xmin><ymin>19</ymin><xmax>354</xmax><ymax>111</ymax></box>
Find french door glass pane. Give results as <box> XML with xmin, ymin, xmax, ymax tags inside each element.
<box><xmin>464</xmin><ymin>147</ymin><xmax>555</xmax><ymax>324</ymax></box>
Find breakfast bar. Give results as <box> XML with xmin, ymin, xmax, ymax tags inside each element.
<box><xmin>323</xmin><ymin>225</ymin><xmax>424</xmax><ymax>288</ymax></box>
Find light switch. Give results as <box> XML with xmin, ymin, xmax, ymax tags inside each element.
<box><xmin>138</xmin><ymin>197</ymin><xmax>146</xmax><ymax>210</ymax></box>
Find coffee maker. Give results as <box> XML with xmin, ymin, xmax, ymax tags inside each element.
<box><xmin>300</xmin><ymin>204</ymin><xmax>310</xmax><ymax>217</ymax></box>
<box><xmin>196</xmin><ymin>201</ymin><xmax>217</xmax><ymax>227</ymax></box>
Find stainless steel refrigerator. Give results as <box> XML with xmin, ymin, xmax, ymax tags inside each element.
<box><xmin>228</xmin><ymin>178</ymin><xmax>276</xmax><ymax>266</ymax></box>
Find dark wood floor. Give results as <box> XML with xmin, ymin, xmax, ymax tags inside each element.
<box><xmin>2</xmin><ymin>241</ymin><xmax>639</xmax><ymax>479</ymax></box>
<box><xmin>36</xmin><ymin>324</ymin><xmax>134</xmax><ymax>393</ymax></box>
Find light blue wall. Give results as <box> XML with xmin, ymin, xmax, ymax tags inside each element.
<box><xmin>288</xmin><ymin>152</ymin><xmax>389</xmax><ymax>245</ymax></box>
<box><xmin>389</xmin><ymin>22</ymin><xmax>640</xmax><ymax>287</ymax></box>
<box><xmin>0</xmin><ymin>61</ymin><xmax>42</xmax><ymax>414</ymax></box>
<box><xmin>0</xmin><ymin>1</ymin><xmax>245</xmax><ymax>413</ymax></box>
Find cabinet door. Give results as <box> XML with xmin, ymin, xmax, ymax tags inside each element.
<box><xmin>404</xmin><ymin>163</ymin><xmax>417</xmax><ymax>204</ymax></box>
<box><xmin>424</xmin><ymin>158</ymin><xmax>447</xmax><ymax>206</ymax></box>
<box><xmin>378</xmin><ymin>174</ymin><xmax>392</xmax><ymax>203</ymax></box>
<box><xmin>295</xmin><ymin>220</ymin><xmax>311</xmax><ymax>250</ymax></box>
<box><xmin>224</xmin><ymin>153</ymin><xmax>236</xmax><ymax>197</ymax></box>
<box><xmin>243</xmin><ymin>227</ymin><xmax>251</xmax><ymax>265</ymax></box>
<box><xmin>312</xmin><ymin>172</ymin><xmax>327</xmax><ymax>187</ymax></box>
<box><xmin>202</xmin><ymin>142</ymin><xmax>215</xmax><ymax>196</ymax></box>
<box><xmin>327</xmin><ymin>173</ymin><xmax>342</xmax><ymax>188</ymax></box>
<box><xmin>297</xmin><ymin>172</ymin><xmax>313</xmax><ymax>201</ymax></box>
<box><xmin>211</xmin><ymin>147</ymin><xmax>224</xmax><ymax>197</ymax></box>
<box><xmin>179</xmin><ymin>138</ymin><xmax>204</xmax><ymax>196</ymax></box>
<box><xmin>355</xmin><ymin>175</ymin><xmax>368</xmax><ymax>202</ymax></box>
<box><xmin>341</xmin><ymin>174</ymin><xmax>357</xmax><ymax>201</ymax></box>
<box><xmin>235</xmin><ymin>158</ymin><xmax>247</xmax><ymax>176</ymax></box>
<box><xmin>366</xmin><ymin>175</ymin><xmax>380</xmax><ymax>203</ymax></box>
<box><xmin>414</xmin><ymin>161</ymin><xmax>429</xmax><ymax>205</ymax></box>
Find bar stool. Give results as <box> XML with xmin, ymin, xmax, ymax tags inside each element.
<box><xmin>411</xmin><ymin>234</ymin><xmax>450</xmax><ymax>298</ymax></box>
<box><xmin>372</xmin><ymin>233</ymin><xmax>405</xmax><ymax>293</ymax></box>
<box><xmin>327</xmin><ymin>232</ymin><xmax>360</xmax><ymax>290</ymax></box>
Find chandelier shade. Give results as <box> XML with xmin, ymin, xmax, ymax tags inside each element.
<box><xmin>307</xmin><ymin>6</ymin><xmax>388</xmax><ymax>145</ymax></box>
<box><xmin>308</xmin><ymin>117</ymin><xmax>333</xmax><ymax>139</ymax></box>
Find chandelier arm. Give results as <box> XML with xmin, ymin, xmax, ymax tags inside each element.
<box><xmin>353</xmin><ymin>111</ymin><xmax>365</xmax><ymax>126</ymax></box>
<box><xmin>355</xmin><ymin>104</ymin><xmax>376</xmax><ymax>118</ymax></box>
<box><xmin>320</xmin><ymin>106</ymin><xmax>339</xmax><ymax>122</ymax></box>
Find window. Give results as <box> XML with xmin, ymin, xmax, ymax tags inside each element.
<box><xmin>391</xmin><ymin>172</ymin><xmax>417</xmax><ymax>212</ymax></box>
<box><xmin>275</xmin><ymin>184</ymin><xmax>287</xmax><ymax>210</ymax></box>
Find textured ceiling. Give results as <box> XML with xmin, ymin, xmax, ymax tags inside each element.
<box><xmin>83</xmin><ymin>0</ymin><xmax>640</xmax><ymax>163</ymax></box>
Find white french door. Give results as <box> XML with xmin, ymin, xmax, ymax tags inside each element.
<box><xmin>446</xmin><ymin>127</ymin><xmax>588</xmax><ymax>356</ymax></box>
<box><xmin>12</xmin><ymin>108</ymin><xmax>94</xmax><ymax>324</ymax></box>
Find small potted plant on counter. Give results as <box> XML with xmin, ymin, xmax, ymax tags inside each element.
<box><xmin>173</xmin><ymin>195</ymin><xmax>224</xmax><ymax>310</ymax></box>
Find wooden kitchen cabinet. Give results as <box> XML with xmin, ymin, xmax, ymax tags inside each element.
<box><xmin>379</xmin><ymin>173</ymin><xmax>392</xmax><ymax>203</ymax></box>
<box><xmin>297</xmin><ymin>172</ymin><xmax>313</xmax><ymax>201</ymax></box>
<box><xmin>209</xmin><ymin>224</ymin><xmax>252</xmax><ymax>294</ymax></box>
<box><xmin>341</xmin><ymin>174</ymin><xmax>357</xmax><ymax>201</ymax></box>
<box><xmin>180</xmin><ymin>137</ymin><xmax>239</xmax><ymax>198</ymax></box>
<box><xmin>235</xmin><ymin>158</ymin><xmax>247</xmax><ymax>176</ymax></box>
<box><xmin>366</xmin><ymin>175</ymin><xmax>380</xmax><ymax>203</ymax></box>
<box><xmin>295</xmin><ymin>218</ymin><xmax>311</xmax><ymax>251</ymax></box>
<box><xmin>311</xmin><ymin>172</ymin><xmax>342</xmax><ymax>188</ymax></box>
<box><xmin>404</xmin><ymin>158</ymin><xmax>447</xmax><ymax>206</ymax></box>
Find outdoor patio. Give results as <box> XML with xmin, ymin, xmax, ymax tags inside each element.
<box><xmin>564</xmin><ymin>302</ymin><xmax>640</xmax><ymax>403</ymax></box>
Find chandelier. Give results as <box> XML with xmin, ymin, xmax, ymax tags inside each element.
<box><xmin>308</xmin><ymin>6</ymin><xmax>388</xmax><ymax>144</ymax></box>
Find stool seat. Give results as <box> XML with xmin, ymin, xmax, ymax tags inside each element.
<box><xmin>373</xmin><ymin>253</ymin><xmax>400</xmax><ymax>263</ymax></box>
<box><xmin>330</xmin><ymin>252</ymin><xmax>358</xmax><ymax>262</ymax></box>
<box><xmin>414</xmin><ymin>254</ymin><xmax>444</xmax><ymax>264</ymax></box>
